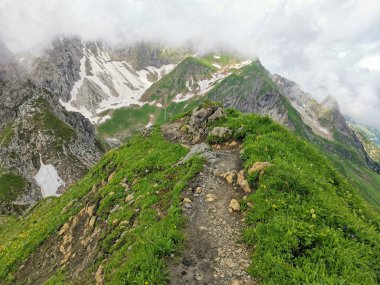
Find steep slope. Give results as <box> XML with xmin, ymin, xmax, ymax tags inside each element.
<box><xmin>0</xmin><ymin>106</ymin><xmax>379</xmax><ymax>284</ymax></box>
<box><xmin>0</xmin><ymin>88</ymin><xmax>105</xmax><ymax>213</ymax></box>
<box><xmin>98</xmin><ymin>56</ymin><xmax>283</xmax><ymax>140</ymax></box>
<box><xmin>272</xmin><ymin>75</ymin><xmax>380</xmax><ymax>208</ymax></box>
<box><xmin>349</xmin><ymin>121</ymin><xmax>380</xmax><ymax>164</ymax></box>
<box><xmin>208</xmin><ymin>109</ymin><xmax>380</xmax><ymax>284</ymax></box>
<box><xmin>97</xmin><ymin>55</ymin><xmax>245</xmax><ymax>139</ymax></box>
<box><xmin>206</xmin><ymin>61</ymin><xmax>289</xmax><ymax>125</ymax></box>
<box><xmin>30</xmin><ymin>38</ymin><xmax>186</xmax><ymax>124</ymax></box>
<box><xmin>0</xmin><ymin>41</ymin><xmax>105</xmax><ymax>213</ymax></box>
<box><xmin>0</xmin><ymin>127</ymin><xmax>202</xmax><ymax>284</ymax></box>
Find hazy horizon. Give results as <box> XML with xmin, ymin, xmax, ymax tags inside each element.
<box><xmin>1</xmin><ymin>0</ymin><xmax>380</xmax><ymax>128</ymax></box>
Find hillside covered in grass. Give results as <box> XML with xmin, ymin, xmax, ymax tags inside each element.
<box><xmin>1</xmin><ymin>106</ymin><xmax>379</xmax><ymax>284</ymax></box>
<box><xmin>209</xmin><ymin>109</ymin><xmax>380</xmax><ymax>284</ymax></box>
<box><xmin>0</xmin><ymin>129</ymin><xmax>202</xmax><ymax>284</ymax></box>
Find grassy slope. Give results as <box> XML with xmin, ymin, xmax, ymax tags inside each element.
<box><xmin>210</xmin><ymin>110</ymin><xmax>380</xmax><ymax>284</ymax></box>
<box><xmin>97</xmin><ymin>100</ymin><xmax>200</xmax><ymax>139</ymax></box>
<box><xmin>31</xmin><ymin>97</ymin><xmax>76</xmax><ymax>142</ymax></box>
<box><xmin>0</xmin><ymin>173</ymin><xmax>26</xmax><ymax>203</ymax></box>
<box><xmin>281</xmin><ymin>93</ymin><xmax>380</xmax><ymax>211</ymax></box>
<box><xmin>142</xmin><ymin>56</ymin><xmax>216</xmax><ymax>104</ymax></box>
<box><xmin>0</xmin><ymin>129</ymin><xmax>202</xmax><ymax>284</ymax></box>
<box><xmin>206</xmin><ymin>60</ymin><xmax>278</xmax><ymax>104</ymax></box>
<box><xmin>97</xmin><ymin>56</ymin><xmax>216</xmax><ymax>139</ymax></box>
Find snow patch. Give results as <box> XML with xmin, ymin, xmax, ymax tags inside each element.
<box><xmin>172</xmin><ymin>60</ymin><xmax>252</xmax><ymax>103</ymax></box>
<box><xmin>173</xmin><ymin>93</ymin><xmax>197</xmax><ymax>103</ymax></box>
<box><xmin>60</xmin><ymin>44</ymin><xmax>176</xmax><ymax>124</ymax></box>
<box><xmin>99</xmin><ymin>115</ymin><xmax>111</xmax><ymax>124</ymax></box>
<box><xmin>319</xmin><ymin>127</ymin><xmax>329</xmax><ymax>134</ymax></box>
<box><xmin>34</xmin><ymin>158</ymin><xmax>64</xmax><ymax>198</ymax></box>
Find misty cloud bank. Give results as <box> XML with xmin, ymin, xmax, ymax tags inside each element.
<box><xmin>1</xmin><ymin>0</ymin><xmax>380</xmax><ymax>127</ymax></box>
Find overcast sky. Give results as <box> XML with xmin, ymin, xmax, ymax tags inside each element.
<box><xmin>1</xmin><ymin>0</ymin><xmax>380</xmax><ymax>127</ymax></box>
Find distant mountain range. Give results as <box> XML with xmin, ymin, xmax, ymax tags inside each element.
<box><xmin>1</xmin><ymin>37</ymin><xmax>379</xmax><ymax>211</ymax></box>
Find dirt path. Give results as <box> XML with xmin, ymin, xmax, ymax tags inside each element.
<box><xmin>163</xmin><ymin>119</ymin><xmax>255</xmax><ymax>285</ymax></box>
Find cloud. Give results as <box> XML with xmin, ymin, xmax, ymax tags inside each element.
<box><xmin>1</xmin><ymin>0</ymin><xmax>380</xmax><ymax>127</ymax></box>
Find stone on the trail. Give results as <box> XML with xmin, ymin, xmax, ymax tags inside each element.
<box><xmin>183</xmin><ymin>197</ymin><xmax>192</xmax><ymax>204</ymax></box>
<box><xmin>222</xmin><ymin>257</ymin><xmax>237</xmax><ymax>268</ymax></box>
<box><xmin>229</xmin><ymin>199</ymin><xmax>240</xmax><ymax>212</ymax></box>
<box><xmin>220</xmin><ymin>171</ymin><xmax>237</xmax><ymax>184</ymax></box>
<box><xmin>237</xmin><ymin>170</ymin><xmax>251</xmax><ymax>193</ymax></box>
<box><xmin>229</xmin><ymin>141</ymin><xmax>238</xmax><ymax>147</ymax></box>
<box><xmin>248</xmin><ymin>161</ymin><xmax>272</xmax><ymax>175</ymax></box>
<box><xmin>195</xmin><ymin>187</ymin><xmax>202</xmax><ymax>194</ymax></box>
<box><xmin>178</xmin><ymin>143</ymin><xmax>217</xmax><ymax>164</ymax></box>
<box><xmin>209</xmin><ymin>127</ymin><xmax>232</xmax><ymax>139</ymax></box>
<box><xmin>206</xmin><ymin>194</ymin><xmax>217</xmax><ymax>202</ymax></box>
<box><xmin>125</xmin><ymin>194</ymin><xmax>134</xmax><ymax>202</ymax></box>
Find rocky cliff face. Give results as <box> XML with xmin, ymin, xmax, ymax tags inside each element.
<box><xmin>272</xmin><ymin>74</ymin><xmax>380</xmax><ymax>174</ymax></box>
<box><xmin>32</xmin><ymin>39</ymin><xmax>187</xmax><ymax>124</ymax></box>
<box><xmin>0</xmin><ymin>40</ymin><xmax>105</xmax><ymax>213</ymax></box>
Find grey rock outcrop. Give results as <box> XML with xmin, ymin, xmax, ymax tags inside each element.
<box><xmin>188</xmin><ymin>106</ymin><xmax>226</xmax><ymax>142</ymax></box>
<box><xmin>178</xmin><ymin>143</ymin><xmax>217</xmax><ymax>164</ymax></box>
<box><xmin>0</xmin><ymin>40</ymin><xmax>105</xmax><ymax>213</ymax></box>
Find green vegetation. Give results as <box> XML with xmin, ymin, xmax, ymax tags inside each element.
<box><xmin>142</xmin><ymin>57</ymin><xmax>216</xmax><ymax>103</ymax></box>
<box><xmin>97</xmin><ymin>100</ymin><xmax>200</xmax><ymax>139</ymax></box>
<box><xmin>0</xmin><ymin>129</ymin><xmax>202</xmax><ymax>284</ymax></box>
<box><xmin>97</xmin><ymin>104</ymin><xmax>158</xmax><ymax>137</ymax></box>
<box><xmin>206</xmin><ymin>60</ymin><xmax>279</xmax><ymax>104</ymax></box>
<box><xmin>0</xmin><ymin>124</ymin><xmax>13</xmax><ymax>147</ymax></box>
<box><xmin>0</xmin><ymin>173</ymin><xmax>26</xmax><ymax>203</ymax></box>
<box><xmin>201</xmin><ymin>54</ymin><xmax>241</xmax><ymax>67</ymax></box>
<box><xmin>31</xmin><ymin>97</ymin><xmax>76</xmax><ymax>142</ymax></box>
<box><xmin>210</xmin><ymin>110</ymin><xmax>380</xmax><ymax>284</ymax></box>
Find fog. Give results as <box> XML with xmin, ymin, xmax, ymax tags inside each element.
<box><xmin>1</xmin><ymin>0</ymin><xmax>380</xmax><ymax>127</ymax></box>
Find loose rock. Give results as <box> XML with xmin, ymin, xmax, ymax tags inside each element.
<box><xmin>229</xmin><ymin>199</ymin><xmax>240</xmax><ymax>212</ymax></box>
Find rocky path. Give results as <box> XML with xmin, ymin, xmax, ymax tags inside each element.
<box><xmin>163</xmin><ymin>109</ymin><xmax>256</xmax><ymax>285</ymax></box>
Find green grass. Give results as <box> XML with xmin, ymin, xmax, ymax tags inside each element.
<box><xmin>206</xmin><ymin>60</ymin><xmax>279</xmax><ymax>105</ymax></box>
<box><xmin>143</xmin><ymin>57</ymin><xmax>216</xmax><ymax>103</ymax></box>
<box><xmin>0</xmin><ymin>124</ymin><xmax>14</xmax><ymax>147</ymax></box>
<box><xmin>0</xmin><ymin>173</ymin><xmax>26</xmax><ymax>203</ymax></box>
<box><xmin>201</xmin><ymin>54</ymin><xmax>241</xmax><ymax>67</ymax></box>
<box><xmin>97</xmin><ymin>100</ymin><xmax>200</xmax><ymax>139</ymax></box>
<box><xmin>97</xmin><ymin>104</ymin><xmax>158</xmax><ymax>137</ymax></box>
<box><xmin>0</xmin><ymin>128</ymin><xmax>202</xmax><ymax>284</ymax></box>
<box><xmin>210</xmin><ymin>110</ymin><xmax>380</xmax><ymax>284</ymax></box>
<box><xmin>30</xmin><ymin>97</ymin><xmax>76</xmax><ymax>142</ymax></box>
